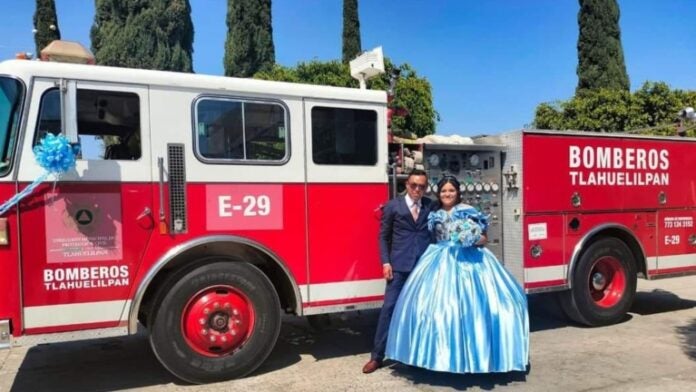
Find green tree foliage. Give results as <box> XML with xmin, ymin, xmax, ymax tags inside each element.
<box><xmin>33</xmin><ymin>0</ymin><xmax>61</xmax><ymax>55</ymax></box>
<box><xmin>342</xmin><ymin>0</ymin><xmax>361</xmax><ymax>63</ymax></box>
<box><xmin>91</xmin><ymin>0</ymin><xmax>194</xmax><ymax>72</ymax></box>
<box><xmin>576</xmin><ymin>0</ymin><xmax>629</xmax><ymax>93</ymax></box>
<box><xmin>256</xmin><ymin>59</ymin><xmax>437</xmax><ymax>137</ymax></box>
<box><xmin>375</xmin><ymin>63</ymin><xmax>438</xmax><ymax>138</ymax></box>
<box><xmin>224</xmin><ymin>0</ymin><xmax>275</xmax><ymax>77</ymax></box>
<box><xmin>534</xmin><ymin>82</ymin><xmax>696</xmax><ymax>135</ymax></box>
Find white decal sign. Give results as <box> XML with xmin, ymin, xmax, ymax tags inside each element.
<box><xmin>568</xmin><ymin>146</ymin><xmax>670</xmax><ymax>186</ymax></box>
<box><xmin>664</xmin><ymin>216</ymin><xmax>693</xmax><ymax>228</ymax></box>
<box><xmin>43</xmin><ymin>266</ymin><xmax>129</xmax><ymax>291</ymax></box>
<box><xmin>206</xmin><ymin>184</ymin><xmax>283</xmax><ymax>230</ymax></box>
<box><xmin>528</xmin><ymin>223</ymin><xmax>548</xmax><ymax>240</ymax></box>
<box><xmin>44</xmin><ymin>192</ymin><xmax>123</xmax><ymax>263</ymax></box>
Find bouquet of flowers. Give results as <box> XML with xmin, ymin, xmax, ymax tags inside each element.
<box><xmin>450</xmin><ymin>218</ymin><xmax>483</xmax><ymax>247</ymax></box>
<box><xmin>427</xmin><ymin>205</ymin><xmax>488</xmax><ymax>248</ymax></box>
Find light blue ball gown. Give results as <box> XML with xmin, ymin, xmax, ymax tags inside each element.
<box><xmin>385</xmin><ymin>204</ymin><xmax>529</xmax><ymax>373</ymax></box>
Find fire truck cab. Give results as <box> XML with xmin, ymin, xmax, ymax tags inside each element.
<box><xmin>0</xmin><ymin>57</ymin><xmax>388</xmax><ymax>383</ymax></box>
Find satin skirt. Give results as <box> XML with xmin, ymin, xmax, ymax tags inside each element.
<box><xmin>385</xmin><ymin>242</ymin><xmax>529</xmax><ymax>373</ymax></box>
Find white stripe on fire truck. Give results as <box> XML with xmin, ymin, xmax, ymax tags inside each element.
<box><xmin>647</xmin><ymin>257</ymin><xmax>657</xmax><ymax>270</ymax></box>
<box><xmin>299</xmin><ymin>279</ymin><xmax>386</xmax><ymax>303</ymax></box>
<box><xmin>524</xmin><ymin>265</ymin><xmax>566</xmax><ymax>283</ymax></box>
<box><xmin>24</xmin><ymin>300</ymin><xmax>131</xmax><ymax>329</ymax></box>
<box><xmin>646</xmin><ymin>253</ymin><xmax>696</xmax><ymax>271</ymax></box>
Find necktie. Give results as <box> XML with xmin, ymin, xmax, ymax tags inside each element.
<box><xmin>411</xmin><ymin>203</ymin><xmax>420</xmax><ymax>221</ymax></box>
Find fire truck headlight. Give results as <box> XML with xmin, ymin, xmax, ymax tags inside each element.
<box><xmin>530</xmin><ymin>244</ymin><xmax>543</xmax><ymax>259</ymax></box>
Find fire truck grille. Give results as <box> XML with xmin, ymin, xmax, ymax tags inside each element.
<box><xmin>167</xmin><ymin>143</ymin><xmax>188</xmax><ymax>233</ymax></box>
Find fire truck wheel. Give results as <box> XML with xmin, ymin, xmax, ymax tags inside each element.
<box><xmin>149</xmin><ymin>261</ymin><xmax>281</xmax><ymax>384</ymax></box>
<box><xmin>559</xmin><ymin>237</ymin><xmax>637</xmax><ymax>326</ymax></box>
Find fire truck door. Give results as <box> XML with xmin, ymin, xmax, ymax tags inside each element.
<box><xmin>303</xmin><ymin>99</ymin><xmax>388</xmax><ymax>307</ymax></box>
<box><xmin>16</xmin><ymin>78</ymin><xmax>153</xmax><ymax>333</ymax></box>
<box><xmin>0</xmin><ymin>76</ymin><xmax>23</xmax><ymax>333</ymax></box>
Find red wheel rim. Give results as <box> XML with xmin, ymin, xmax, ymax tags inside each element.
<box><xmin>588</xmin><ymin>256</ymin><xmax>626</xmax><ymax>308</ymax></box>
<box><xmin>181</xmin><ymin>285</ymin><xmax>255</xmax><ymax>357</ymax></box>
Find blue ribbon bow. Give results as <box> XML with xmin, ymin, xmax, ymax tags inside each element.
<box><xmin>0</xmin><ymin>134</ymin><xmax>77</xmax><ymax>215</ymax></box>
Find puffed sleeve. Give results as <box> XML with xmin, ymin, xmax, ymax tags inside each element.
<box><xmin>428</xmin><ymin>209</ymin><xmax>446</xmax><ymax>232</ymax></box>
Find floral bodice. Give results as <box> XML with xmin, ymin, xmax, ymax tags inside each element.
<box><xmin>427</xmin><ymin>204</ymin><xmax>489</xmax><ymax>247</ymax></box>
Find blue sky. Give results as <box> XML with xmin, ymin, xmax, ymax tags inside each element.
<box><xmin>1</xmin><ymin>0</ymin><xmax>694</xmax><ymax>136</ymax></box>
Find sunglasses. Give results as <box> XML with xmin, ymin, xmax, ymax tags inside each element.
<box><xmin>407</xmin><ymin>183</ymin><xmax>427</xmax><ymax>191</ymax></box>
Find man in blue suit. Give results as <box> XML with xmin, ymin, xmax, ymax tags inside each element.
<box><xmin>363</xmin><ymin>169</ymin><xmax>433</xmax><ymax>373</ymax></box>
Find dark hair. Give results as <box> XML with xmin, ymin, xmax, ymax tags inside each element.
<box><xmin>437</xmin><ymin>176</ymin><xmax>461</xmax><ymax>207</ymax></box>
<box><xmin>407</xmin><ymin>169</ymin><xmax>427</xmax><ymax>181</ymax></box>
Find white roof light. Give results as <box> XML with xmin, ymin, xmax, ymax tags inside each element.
<box><xmin>350</xmin><ymin>46</ymin><xmax>385</xmax><ymax>89</ymax></box>
<box><xmin>40</xmin><ymin>40</ymin><xmax>95</xmax><ymax>65</ymax></box>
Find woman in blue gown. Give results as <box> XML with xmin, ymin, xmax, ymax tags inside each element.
<box><xmin>385</xmin><ymin>176</ymin><xmax>529</xmax><ymax>374</ymax></box>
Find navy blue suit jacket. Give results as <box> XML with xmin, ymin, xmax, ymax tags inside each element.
<box><xmin>379</xmin><ymin>195</ymin><xmax>434</xmax><ymax>272</ymax></box>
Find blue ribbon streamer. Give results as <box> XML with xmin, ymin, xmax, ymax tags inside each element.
<box><xmin>0</xmin><ymin>134</ymin><xmax>76</xmax><ymax>216</ymax></box>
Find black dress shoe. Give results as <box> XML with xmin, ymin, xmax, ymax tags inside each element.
<box><xmin>362</xmin><ymin>359</ymin><xmax>383</xmax><ymax>374</ymax></box>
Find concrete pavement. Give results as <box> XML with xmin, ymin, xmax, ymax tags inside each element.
<box><xmin>1</xmin><ymin>276</ymin><xmax>696</xmax><ymax>391</ymax></box>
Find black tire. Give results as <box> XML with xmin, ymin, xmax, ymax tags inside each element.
<box><xmin>559</xmin><ymin>237</ymin><xmax>637</xmax><ymax>326</ymax></box>
<box><xmin>149</xmin><ymin>261</ymin><xmax>281</xmax><ymax>384</ymax></box>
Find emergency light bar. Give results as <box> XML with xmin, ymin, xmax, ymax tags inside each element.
<box><xmin>40</xmin><ymin>40</ymin><xmax>95</xmax><ymax>65</ymax></box>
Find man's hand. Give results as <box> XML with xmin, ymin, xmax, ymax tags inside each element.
<box><xmin>382</xmin><ymin>263</ymin><xmax>393</xmax><ymax>281</ymax></box>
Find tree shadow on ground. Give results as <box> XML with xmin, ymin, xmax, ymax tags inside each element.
<box><xmin>676</xmin><ymin>318</ymin><xmax>696</xmax><ymax>362</ymax></box>
<box><xmin>629</xmin><ymin>289</ymin><xmax>696</xmax><ymax>363</ymax></box>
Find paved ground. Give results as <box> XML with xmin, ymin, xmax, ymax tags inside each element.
<box><xmin>2</xmin><ymin>276</ymin><xmax>696</xmax><ymax>392</ymax></box>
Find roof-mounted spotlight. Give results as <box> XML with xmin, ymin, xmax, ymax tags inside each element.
<box><xmin>349</xmin><ymin>46</ymin><xmax>385</xmax><ymax>89</ymax></box>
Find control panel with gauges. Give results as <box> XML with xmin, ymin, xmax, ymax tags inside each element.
<box><xmin>421</xmin><ymin>143</ymin><xmax>506</xmax><ymax>260</ymax></box>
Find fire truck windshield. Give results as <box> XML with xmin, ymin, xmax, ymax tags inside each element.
<box><xmin>0</xmin><ymin>77</ymin><xmax>23</xmax><ymax>176</ymax></box>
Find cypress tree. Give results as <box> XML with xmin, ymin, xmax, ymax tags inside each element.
<box><xmin>576</xmin><ymin>0</ymin><xmax>629</xmax><ymax>94</ymax></box>
<box><xmin>33</xmin><ymin>0</ymin><xmax>61</xmax><ymax>55</ymax></box>
<box><xmin>91</xmin><ymin>0</ymin><xmax>194</xmax><ymax>72</ymax></box>
<box><xmin>342</xmin><ymin>0</ymin><xmax>361</xmax><ymax>63</ymax></box>
<box><xmin>224</xmin><ymin>0</ymin><xmax>275</xmax><ymax>77</ymax></box>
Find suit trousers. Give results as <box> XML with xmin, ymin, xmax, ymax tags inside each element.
<box><xmin>371</xmin><ymin>271</ymin><xmax>410</xmax><ymax>361</ymax></box>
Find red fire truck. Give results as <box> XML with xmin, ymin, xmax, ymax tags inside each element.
<box><xmin>1</xmin><ymin>48</ymin><xmax>695</xmax><ymax>383</ymax></box>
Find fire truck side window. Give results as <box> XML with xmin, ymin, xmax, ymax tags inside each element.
<box><xmin>0</xmin><ymin>78</ymin><xmax>23</xmax><ymax>177</ymax></box>
<box><xmin>34</xmin><ymin>88</ymin><xmax>142</xmax><ymax>160</ymax></box>
<box><xmin>195</xmin><ymin>98</ymin><xmax>287</xmax><ymax>162</ymax></box>
<box><xmin>311</xmin><ymin>107</ymin><xmax>377</xmax><ymax>165</ymax></box>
